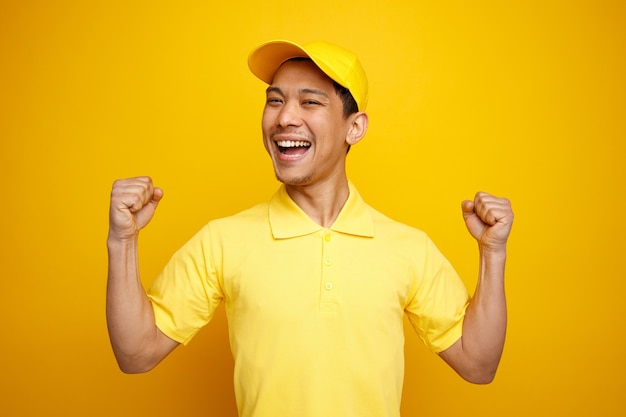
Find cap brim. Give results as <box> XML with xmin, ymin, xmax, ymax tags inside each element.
<box><xmin>248</xmin><ymin>40</ymin><xmax>311</xmax><ymax>84</ymax></box>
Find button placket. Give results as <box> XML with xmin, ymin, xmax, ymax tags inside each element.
<box><xmin>320</xmin><ymin>230</ymin><xmax>337</xmax><ymax>309</ymax></box>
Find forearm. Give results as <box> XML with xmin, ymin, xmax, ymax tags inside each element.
<box><xmin>459</xmin><ymin>247</ymin><xmax>507</xmax><ymax>381</ymax></box>
<box><xmin>440</xmin><ymin>192</ymin><xmax>512</xmax><ymax>383</ymax></box>
<box><xmin>106</xmin><ymin>236</ymin><xmax>161</xmax><ymax>373</ymax></box>
<box><xmin>439</xmin><ymin>247</ymin><xmax>507</xmax><ymax>383</ymax></box>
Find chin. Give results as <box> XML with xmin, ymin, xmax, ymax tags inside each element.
<box><xmin>275</xmin><ymin>171</ymin><xmax>314</xmax><ymax>186</ymax></box>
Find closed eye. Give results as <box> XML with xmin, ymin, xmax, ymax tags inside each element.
<box><xmin>265</xmin><ymin>87</ymin><xmax>284</xmax><ymax>106</ymax></box>
<box><xmin>266</xmin><ymin>97</ymin><xmax>283</xmax><ymax>106</ymax></box>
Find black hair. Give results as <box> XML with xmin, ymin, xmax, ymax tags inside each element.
<box><xmin>332</xmin><ymin>81</ymin><xmax>359</xmax><ymax>118</ymax></box>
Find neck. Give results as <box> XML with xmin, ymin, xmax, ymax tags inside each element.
<box><xmin>285</xmin><ymin>175</ymin><xmax>350</xmax><ymax>228</ymax></box>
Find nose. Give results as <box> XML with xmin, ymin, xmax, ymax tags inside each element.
<box><xmin>276</xmin><ymin>101</ymin><xmax>302</xmax><ymax>128</ymax></box>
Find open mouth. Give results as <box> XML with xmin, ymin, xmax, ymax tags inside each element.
<box><xmin>276</xmin><ymin>140</ymin><xmax>311</xmax><ymax>156</ymax></box>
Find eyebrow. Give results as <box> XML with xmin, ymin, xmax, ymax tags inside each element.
<box><xmin>265</xmin><ymin>86</ymin><xmax>330</xmax><ymax>99</ymax></box>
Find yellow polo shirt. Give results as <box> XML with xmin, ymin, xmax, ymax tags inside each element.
<box><xmin>148</xmin><ymin>183</ymin><xmax>469</xmax><ymax>417</ymax></box>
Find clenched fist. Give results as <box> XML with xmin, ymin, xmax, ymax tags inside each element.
<box><xmin>108</xmin><ymin>177</ymin><xmax>163</xmax><ymax>241</ymax></box>
<box><xmin>461</xmin><ymin>192</ymin><xmax>514</xmax><ymax>253</ymax></box>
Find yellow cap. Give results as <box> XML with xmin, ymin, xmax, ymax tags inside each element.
<box><xmin>248</xmin><ymin>40</ymin><xmax>368</xmax><ymax>111</ymax></box>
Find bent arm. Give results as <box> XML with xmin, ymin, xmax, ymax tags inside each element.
<box><xmin>438</xmin><ymin>192</ymin><xmax>513</xmax><ymax>384</ymax></box>
<box><xmin>106</xmin><ymin>236</ymin><xmax>179</xmax><ymax>373</ymax></box>
<box><xmin>439</xmin><ymin>248</ymin><xmax>506</xmax><ymax>384</ymax></box>
<box><xmin>105</xmin><ymin>177</ymin><xmax>179</xmax><ymax>373</ymax></box>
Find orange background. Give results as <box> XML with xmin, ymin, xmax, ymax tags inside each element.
<box><xmin>1</xmin><ymin>1</ymin><xmax>625</xmax><ymax>416</ymax></box>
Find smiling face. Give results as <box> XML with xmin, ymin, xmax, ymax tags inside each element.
<box><xmin>262</xmin><ymin>59</ymin><xmax>360</xmax><ymax>188</ymax></box>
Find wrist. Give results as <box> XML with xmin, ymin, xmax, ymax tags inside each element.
<box><xmin>478</xmin><ymin>244</ymin><xmax>507</xmax><ymax>261</ymax></box>
<box><xmin>107</xmin><ymin>232</ymin><xmax>138</xmax><ymax>250</ymax></box>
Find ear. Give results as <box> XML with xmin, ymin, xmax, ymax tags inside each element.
<box><xmin>346</xmin><ymin>112</ymin><xmax>369</xmax><ymax>146</ymax></box>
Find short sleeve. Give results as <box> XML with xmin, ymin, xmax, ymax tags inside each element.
<box><xmin>405</xmin><ymin>237</ymin><xmax>470</xmax><ymax>353</ymax></box>
<box><xmin>147</xmin><ymin>224</ymin><xmax>224</xmax><ymax>345</ymax></box>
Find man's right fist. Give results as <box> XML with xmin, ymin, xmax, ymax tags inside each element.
<box><xmin>108</xmin><ymin>177</ymin><xmax>163</xmax><ymax>241</ymax></box>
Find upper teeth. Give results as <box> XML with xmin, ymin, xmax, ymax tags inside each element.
<box><xmin>277</xmin><ymin>140</ymin><xmax>311</xmax><ymax>148</ymax></box>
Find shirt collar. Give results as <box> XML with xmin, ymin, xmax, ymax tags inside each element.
<box><xmin>269</xmin><ymin>181</ymin><xmax>375</xmax><ymax>239</ymax></box>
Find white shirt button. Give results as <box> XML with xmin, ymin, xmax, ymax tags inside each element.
<box><xmin>325</xmin><ymin>282</ymin><xmax>333</xmax><ymax>290</ymax></box>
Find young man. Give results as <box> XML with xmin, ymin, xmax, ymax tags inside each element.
<box><xmin>107</xmin><ymin>40</ymin><xmax>513</xmax><ymax>417</ymax></box>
